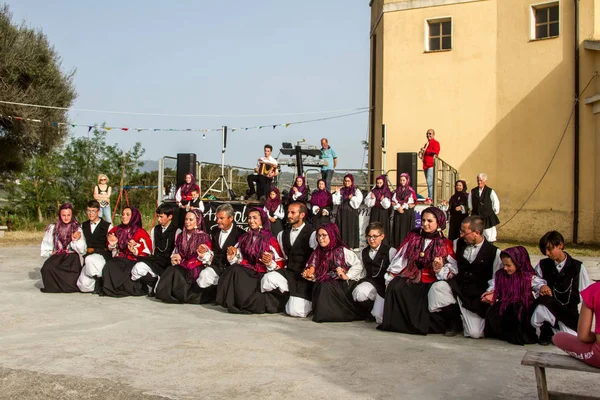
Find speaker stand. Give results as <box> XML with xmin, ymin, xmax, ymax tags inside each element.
<box><xmin>203</xmin><ymin>126</ymin><xmax>236</xmax><ymax>200</ymax></box>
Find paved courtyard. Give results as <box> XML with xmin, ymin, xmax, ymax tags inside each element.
<box><xmin>0</xmin><ymin>245</ymin><xmax>599</xmax><ymax>399</ymax></box>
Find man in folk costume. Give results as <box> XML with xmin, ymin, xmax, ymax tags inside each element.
<box><xmin>531</xmin><ymin>231</ymin><xmax>592</xmax><ymax>345</ymax></box>
<box><xmin>468</xmin><ymin>173</ymin><xmax>500</xmax><ymax>242</ymax></box>
<box><xmin>196</xmin><ymin>204</ymin><xmax>244</xmax><ymax>295</ymax></box>
<box><xmin>130</xmin><ymin>203</ymin><xmax>180</xmax><ymax>295</ymax></box>
<box><xmin>261</xmin><ymin>202</ymin><xmax>317</xmax><ymax>317</ymax></box>
<box><xmin>77</xmin><ymin>200</ymin><xmax>113</xmax><ymax>293</ymax></box>
<box><xmin>427</xmin><ymin>216</ymin><xmax>502</xmax><ymax>337</ymax></box>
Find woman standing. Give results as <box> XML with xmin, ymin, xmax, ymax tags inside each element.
<box><xmin>93</xmin><ymin>174</ymin><xmax>112</xmax><ymax>223</ymax></box>
<box><xmin>102</xmin><ymin>207</ymin><xmax>152</xmax><ymax>297</ymax></box>
<box><xmin>175</xmin><ymin>173</ymin><xmax>203</xmax><ymax>229</ymax></box>
<box><xmin>379</xmin><ymin>207</ymin><xmax>457</xmax><ymax>335</ymax></box>
<box><xmin>444</xmin><ymin>180</ymin><xmax>469</xmax><ymax>241</ymax></box>
<box><xmin>390</xmin><ymin>173</ymin><xmax>417</xmax><ymax>248</ymax></box>
<box><xmin>332</xmin><ymin>174</ymin><xmax>363</xmax><ymax>249</ymax></box>
<box><xmin>155</xmin><ymin>209</ymin><xmax>213</xmax><ymax>304</ymax></box>
<box><xmin>364</xmin><ymin>175</ymin><xmax>392</xmax><ymax>246</ymax></box>
<box><xmin>216</xmin><ymin>208</ymin><xmax>285</xmax><ymax>314</ymax></box>
<box><xmin>40</xmin><ymin>203</ymin><xmax>87</xmax><ymax>293</ymax></box>
<box><xmin>264</xmin><ymin>187</ymin><xmax>285</xmax><ymax>237</ymax></box>
<box><xmin>302</xmin><ymin>223</ymin><xmax>366</xmax><ymax>322</ymax></box>
<box><xmin>310</xmin><ymin>179</ymin><xmax>333</xmax><ymax>229</ymax></box>
<box><xmin>287</xmin><ymin>176</ymin><xmax>309</xmax><ymax>204</ymax></box>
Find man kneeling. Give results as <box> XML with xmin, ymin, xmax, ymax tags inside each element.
<box><xmin>428</xmin><ymin>216</ymin><xmax>502</xmax><ymax>337</ymax></box>
<box><xmin>261</xmin><ymin>202</ymin><xmax>317</xmax><ymax>317</ymax></box>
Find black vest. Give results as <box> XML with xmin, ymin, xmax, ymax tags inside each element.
<box><xmin>456</xmin><ymin>238</ymin><xmax>498</xmax><ymax>298</ymax></box>
<box><xmin>539</xmin><ymin>254</ymin><xmax>581</xmax><ymax>308</ymax></box>
<box><xmin>211</xmin><ymin>224</ymin><xmax>244</xmax><ymax>269</ymax></box>
<box><xmin>470</xmin><ymin>186</ymin><xmax>500</xmax><ymax>229</ymax></box>
<box><xmin>361</xmin><ymin>244</ymin><xmax>391</xmax><ymax>279</ymax></box>
<box><xmin>82</xmin><ymin>219</ymin><xmax>110</xmax><ymax>252</ymax></box>
<box><xmin>282</xmin><ymin>224</ymin><xmax>315</xmax><ymax>274</ymax></box>
<box><xmin>152</xmin><ymin>223</ymin><xmax>178</xmax><ymax>259</ymax></box>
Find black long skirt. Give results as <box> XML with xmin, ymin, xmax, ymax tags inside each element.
<box><xmin>378</xmin><ymin>277</ymin><xmax>445</xmax><ymax>335</ymax></box>
<box><xmin>484</xmin><ymin>302</ymin><xmax>537</xmax><ymax>345</ymax></box>
<box><xmin>215</xmin><ymin>265</ymin><xmax>285</xmax><ymax>314</ymax></box>
<box><xmin>155</xmin><ymin>265</ymin><xmax>213</xmax><ymax>304</ymax></box>
<box><xmin>270</xmin><ymin>219</ymin><xmax>284</xmax><ymax>238</ymax></box>
<box><xmin>391</xmin><ymin>208</ymin><xmax>415</xmax><ymax>248</ymax></box>
<box><xmin>40</xmin><ymin>253</ymin><xmax>82</xmax><ymax>293</ymax></box>
<box><xmin>336</xmin><ymin>203</ymin><xmax>359</xmax><ymax>249</ymax></box>
<box><xmin>369</xmin><ymin>207</ymin><xmax>391</xmax><ymax>246</ymax></box>
<box><xmin>102</xmin><ymin>258</ymin><xmax>146</xmax><ymax>297</ymax></box>
<box><xmin>312</xmin><ymin>279</ymin><xmax>367</xmax><ymax>323</ymax></box>
<box><xmin>448</xmin><ymin>210</ymin><xmax>467</xmax><ymax>241</ymax></box>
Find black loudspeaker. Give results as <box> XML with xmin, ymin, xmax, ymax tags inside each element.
<box><xmin>177</xmin><ymin>153</ymin><xmax>197</xmax><ymax>187</ymax></box>
<box><xmin>396</xmin><ymin>152</ymin><xmax>418</xmax><ymax>189</ymax></box>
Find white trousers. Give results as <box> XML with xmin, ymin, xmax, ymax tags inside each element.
<box><xmin>428</xmin><ymin>281</ymin><xmax>485</xmax><ymax>339</ymax></box>
<box><xmin>76</xmin><ymin>254</ymin><xmax>106</xmax><ymax>292</ymax></box>
<box><xmin>131</xmin><ymin>261</ymin><xmax>157</xmax><ymax>281</ymax></box>
<box><xmin>351</xmin><ymin>282</ymin><xmax>377</xmax><ymax>303</ymax></box>
<box><xmin>530</xmin><ymin>304</ymin><xmax>577</xmax><ymax>336</ymax></box>
<box><xmin>483</xmin><ymin>226</ymin><xmax>497</xmax><ymax>242</ymax></box>
<box><xmin>372</xmin><ymin>295</ymin><xmax>385</xmax><ymax>324</ymax></box>
<box><xmin>196</xmin><ymin>266</ymin><xmax>219</xmax><ymax>288</ymax></box>
<box><xmin>260</xmin><ymin>271</ymin><xmax>312</xmax><ymax>318</ymax></box>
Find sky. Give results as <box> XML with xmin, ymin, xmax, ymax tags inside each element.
<box><xmin>7</xmin><ymin>0</ymin><xmax>371</xmax><ymax>171</ymax></box>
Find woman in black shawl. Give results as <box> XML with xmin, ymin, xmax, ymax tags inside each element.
<box><xmin>444</xmin><ymin>180</ymin><xmax>469</xmax><ymax>240</ymax></box>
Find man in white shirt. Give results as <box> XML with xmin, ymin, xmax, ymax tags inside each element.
<box><xmin>246</xmin><ymin>144</ymin><xmax>278</xmax><ymax>201</ymax></box>
<box><xmin>468</xmin><ymin>173</ymin><xmax>500</xmax><ymax>242</ymax></box>
<box><xmin>77</xmin><ymin>200</ymin><xmax>113</xmax><ymax>293</ymax></box>
<box><xmin>428</xmin><ymin>216</ymin><xmax>502</xmax><ymax>338</ymax></box>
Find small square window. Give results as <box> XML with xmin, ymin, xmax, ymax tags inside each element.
<box><xmin>532</xmin><ymin>3</ymin><xmax>559</xmax><ymax>40</ymax></box>
<box><xmin>426</xmin><ymin>18</ymin><xmax>452</xmax><ymax>52</ymax></box>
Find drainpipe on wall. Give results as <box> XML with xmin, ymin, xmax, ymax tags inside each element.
<box><xmin>573</xmin><ymin>0</ymin><xmax>580</xmax><ymax>243</ymax></box>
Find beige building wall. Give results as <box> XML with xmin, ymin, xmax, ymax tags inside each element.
<box><xmin>369</xmin><ymin>0</ymin><xmax>600</xmax><ymax>243</ymax></box>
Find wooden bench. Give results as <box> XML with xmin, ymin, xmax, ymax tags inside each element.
<box><xmin>521</xmin><ymin>351</ymin><xmax>600</xmax><ymax>400</ymax></box>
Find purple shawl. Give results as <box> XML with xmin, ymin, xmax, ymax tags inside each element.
<box><xmin>115</xmin><ymin>206</ymin><xmax>143</xmax><ymax>253</ymax></box>
<box><xmin>48</xmin><ymin>203</ymin><xmax>79</xmax><ymax>253</ymax></box>
<box><xmin>306</xmin><ymin>223</ymin><xmax>347</xmax><ymax>282</ymax></box>
<box><xmin>176</xmin><ymin>209</ymin><xmax>211</xmax><ymax>280</ymax></box>
<box><xmin>493</xmin><ymin>246</ymin><xmax>535</xmax><ymax>318</ymax></box>
<box><xmin>398</xmin><ymin>207</ymin><xmax>449</xmax><ymax>281</ymax></box>
<box><xmin>395</xmin><ymin>173</ymin><xmax>417</xmax><ymax>205</ymax></box>
<box><xmin>311</xmin><ymin>179</ymin><xmax>333</xmax><ymax>208</ymax></box>
<box><xmin>238</xmin><ymin>208</ymin><xmax>273</xmax><ymax>265</ymax></box>
<box><xmin>264</xmin><ymin>187</ymin><xmax>282</xmax><ymax>214</ymax></box>
<box><xmin>371</xmin><ymin>175</ymin><xmax>392</xmax><ymax>208</ymax></box>
<box><xmin>288</xmin><ymin>176</ymin><xmax>308</xmax><ymax>203</ymax></box>
<box><xmin>179</xmin><ymin>173</ymin><xmax>200</xmax><ymax>197</ymax></box>
<box><xmin>340</xmin><ymin>174</ymin><xmax>356</xmax><ymax>201</ymax></box>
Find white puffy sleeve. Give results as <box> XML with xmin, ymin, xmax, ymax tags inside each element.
<box><xmin>70</xmin><ymin>227</ymin><xmax>87</xmax><ymax>255</ymax></box>
<box><xmin>41</xmin><ymin>225</ymin><xmax>55</xmax><ymax>257</ymax></box>
<box><xmin>332</xmin><ymin>191</ymin><xmax>342</xmax><ymax>205</ymax></box>
<box><xmin>344</xmin><ymin>248</ymin><xmax>365</xmax><ymax>281</ymax></box>
<box><xmin>364</xmin><ymin>192</ymin><xmax>376</xmax><ymax>208</ymax></box>
<box><xmin>349</xmin><ymin>189</ymin><xmax>363</xmax><ymax>209</ymax></box>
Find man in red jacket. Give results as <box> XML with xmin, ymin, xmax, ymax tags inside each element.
<box><xmin>419</xmin><ymin>129</ymin><xmax>440</xmax><ymax>200</ymax></box>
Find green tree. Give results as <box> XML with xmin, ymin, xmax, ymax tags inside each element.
<box><xmin>60</xmin><ymin>126</ymin><xmax>145</xmax><ymax>211</ymax></box>
<box><xmin>6</xmin><ymin>150</ymin><xmax>65</xmax><ymax>222</ymax></box>
<box><xmin>0</xmin><ymin>4</ymin><xmax>76</xmax><ymax>172</ymax></box>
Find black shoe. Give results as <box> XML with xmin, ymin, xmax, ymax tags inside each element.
<box><xmin>538</xmin><ymin>322</ymin><xmax>554</xmax><ymax>346</ymax></box>
<box><xmin>92</xmin><ymin>277</ymin><xmax>104</xmax><ymax>295</ymax></box>
<box><xmin>365</xmin><ymin>314</ymin><xmax>376</xmax><ymax>322</ymax></box>
<box><xmin>444</xmin><ymin>327</ymin><xmax>460</xmax><ymax>337</ymax></box>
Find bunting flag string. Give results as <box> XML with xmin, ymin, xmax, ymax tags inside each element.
<box><xmin>0</xmin><ymin>109</ymin><xmax>369</xmax><ymax>134</ymax></box>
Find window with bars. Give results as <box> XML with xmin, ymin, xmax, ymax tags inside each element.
<box><xmin>533</xmin><ymin>3</ymin><xmax>559</xmax><ymax>39</ymax></box>
<box><xmin>427</xmin><ymin>19</ymin><xmax>452</xmax><ymax>51</ymax></box>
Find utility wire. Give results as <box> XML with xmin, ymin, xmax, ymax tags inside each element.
<box><xmin>498</xmin><ymin>71</ymin><xmax>598</xmax><ymax>230</ymax></box>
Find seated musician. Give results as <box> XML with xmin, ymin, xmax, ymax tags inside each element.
<box><xmin>246</xmin><ymin>144</ymin><xmax>278</xmax><ymax>201</ymax></box>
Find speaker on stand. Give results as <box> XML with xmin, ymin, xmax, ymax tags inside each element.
<box><xmin>396</xmin><ymin>152</ymin><xmax>418</xmax><ymax>191</ymax></box>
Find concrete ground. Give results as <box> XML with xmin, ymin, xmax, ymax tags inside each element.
<box><xmin>0</xmin><ymin>246</ymin><xmax>599</xmax><ymax>400</ymax></box>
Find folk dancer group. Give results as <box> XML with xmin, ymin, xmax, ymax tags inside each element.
<box><xmin>40</xmin><ymin>196</ymin><xmax>599</xmax><ymax>368</ymax></box>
